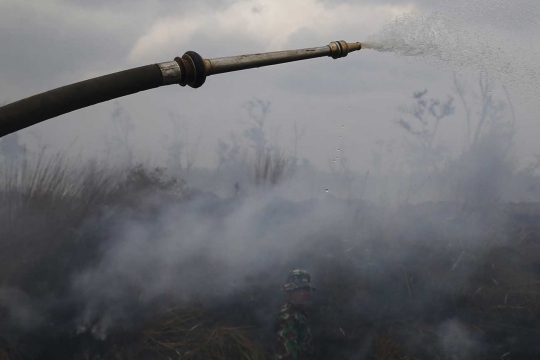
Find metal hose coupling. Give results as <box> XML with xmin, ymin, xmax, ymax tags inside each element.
<box><xmin>155</xmin><ymin>51</ymin><xmax>207</xmax><ymax>88</ymax></box>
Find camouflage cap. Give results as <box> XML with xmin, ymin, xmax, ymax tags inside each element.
<box><xmin>282</xmin><ymin>269</ymin><xmax>315</xmax><ymax>291</ymax></box>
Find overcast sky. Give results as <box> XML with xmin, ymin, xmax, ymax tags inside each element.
<box><xmin>0</xmin><ymin>0</ymin><xmax>538</xmax><ymax>171</ymax></box>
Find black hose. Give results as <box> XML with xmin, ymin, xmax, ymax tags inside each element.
<box><xmin>0</xmin><ymin>64</ymin><xmax>163</xmax><ymax>137</ymax></box>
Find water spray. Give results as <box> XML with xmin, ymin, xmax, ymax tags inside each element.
<box><xmin>0</xmin><ymin>41</ymin><xmax>363</xmax><ymax>138</ymax></box>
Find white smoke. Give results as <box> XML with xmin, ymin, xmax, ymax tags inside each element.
<box><xmin>438</xmin><ymin>319</ymin><xmax>482</xmax><ymax>359</ymax></box>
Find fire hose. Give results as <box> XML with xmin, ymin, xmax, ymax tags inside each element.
<box><xmin>0</xmin><ymin>41</ymin><xmax>362</xmax><ymax>138</ymax></box>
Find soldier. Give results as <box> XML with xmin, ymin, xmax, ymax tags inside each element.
<box><xmin>273</xmin><ymin>269</ymin><xmax>315</xmax><ymax>360</ymax></box>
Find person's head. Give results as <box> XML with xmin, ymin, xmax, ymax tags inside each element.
<box><xmin>282</xmin><ymin>269</ymin><xmax>314</xmax><ymax>305</ymax></box>
<box><xmin>288</xmin><ymin>287</ymin><xmax>311</xmax><ymax>305</ymax></box>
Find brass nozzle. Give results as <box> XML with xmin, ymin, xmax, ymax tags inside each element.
<box><xmin>328</xmin><ymin>41</ymin><xmax>362</xmax><ymax>59</ymax></box>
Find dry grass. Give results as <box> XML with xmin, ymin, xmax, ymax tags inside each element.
<box><xmin>0</xmin><ymin>350</ymin><xmax>12</xmax><ymax>360</ymax></box>
<box><xmin>0</xmin><ymin>153</ymin><xmax>122</xmax><ymax>287</ymax></box>
<box><xmin>0</xmin><ymin>335</ymin><xmax>17</xmax><ymax>360</ymax></box>
<box><xmin>373</xmin><ymin>333</ymin><xmax>422</xmax><ymax>360</ymax></box>
<box><xmin>0</xmin><ymin>153</ymin><xmax>187</xmax><ymax>288</ymax></box>
<box><xmin>254</xmin><ymin>150</ymin><xmax>290</xmax><ymax>186</ymax></box>
<box><xmin>142</xmin><ymin>306</ymin><xmax>269</xmax><ymax>360</ymax></box>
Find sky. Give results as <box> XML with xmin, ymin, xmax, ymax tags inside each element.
<box><xmin>0</xmin><ymin>0</ymin><xmax>538</xmax><ymax>172</ymax></box>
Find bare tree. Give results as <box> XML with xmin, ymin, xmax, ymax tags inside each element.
<box><xmin>396</xmin><ymin>90</ymin><xmax>455</xmax><ymax>172</ymax></box>
<box><xmin>472</xmin><ymin>75</ymin><xmax>494</xmax><ymax>147</ymax></box>
<box><xmin>106</xmin><ymin>102</ymin><xmax>134</xmax><ymax>166</ymax></box>
<box><xmin>215</xmin><ymin>136</ymin><xmax>239</xmax><ymax>173</ymax></box>
<box><xmin>293</xmin><ymin>122</ymin><xmax>305</xmax><ymax>160</ymax></box>
<box><xmin>329</xmin><ymin>152</ymin><xmax>355</xmax><ymax>203</ymax></box>
<box><xmin>453</xmin><ymin>74</ymin><xmax>472</xmax><ymax>149</ymax></box>
<box><xmin>453</xmin><ymin>74</ymin><xmax>515</xmax><ymax>153</ymax></box>
<box><xmin>239</xmin><ymin>98</ymin><xmax>296</xmax><ymax>187</ymax></box>
<box><xmin>289</xmin><ymin>121</ymin><xmax>307</xmax><ymax>174</ymax></box>
<box><xmin>449</xmin><ymin>74</ymin><xmax>516</xmax><ymax>204</ymax></box>
<box><xmin>165</xmin><ymin>112</ymin><xmax>202</xmax><ymax>179</ymax></box>
<box><xmin>242</xmin><ymin>99</ymin><xmax>271</xmax><ymax>157</ymax></box>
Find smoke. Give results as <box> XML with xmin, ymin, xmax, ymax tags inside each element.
<box><xmin>0</xmin><ymin>288</ymin><xmax>45</xmax><ymax>331</ymax></box>
<box><xmin>71</xmin><ymin>190</ymin><xmax>346</xmax><ymax>336</ymax></box>
<box><xmin>63</xmin><ymin>176</ymin><xmax>508</xmax><ymax>349</ymax></box>
<box><xmin>1</xmin><ymin>145</ymin><xmax>536</xmax><ymax>358</ymax></box>
<box><xmin>438</xmin><ymin>319</ymin><xmax>482</xmax><ymax>360</ymax></box>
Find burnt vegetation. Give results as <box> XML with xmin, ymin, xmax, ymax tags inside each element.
<box><xmin>1</xmin><ymin>85</ymin><xmax>540</xmax><ymax>360</ymax></box>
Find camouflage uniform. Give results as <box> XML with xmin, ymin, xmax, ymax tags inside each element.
<box><xmin>273</xmin><ymin>269</ymin><xmax>314</xmax><ymax>360</ymax></box>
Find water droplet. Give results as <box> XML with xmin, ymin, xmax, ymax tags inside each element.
<box><xmin>341</xmin><ymin>125</ymin><xmax>344</xmax><ymax>129</ymax></box>
<box><xmin>338</xmin><ymin>149</ymin><xmax>341</xmax><ymax>152</ymax></box>
<box><xmin>325</xmin><ymin>189</ymin><xmax>329</xmax><ymax>193</ymax></box>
